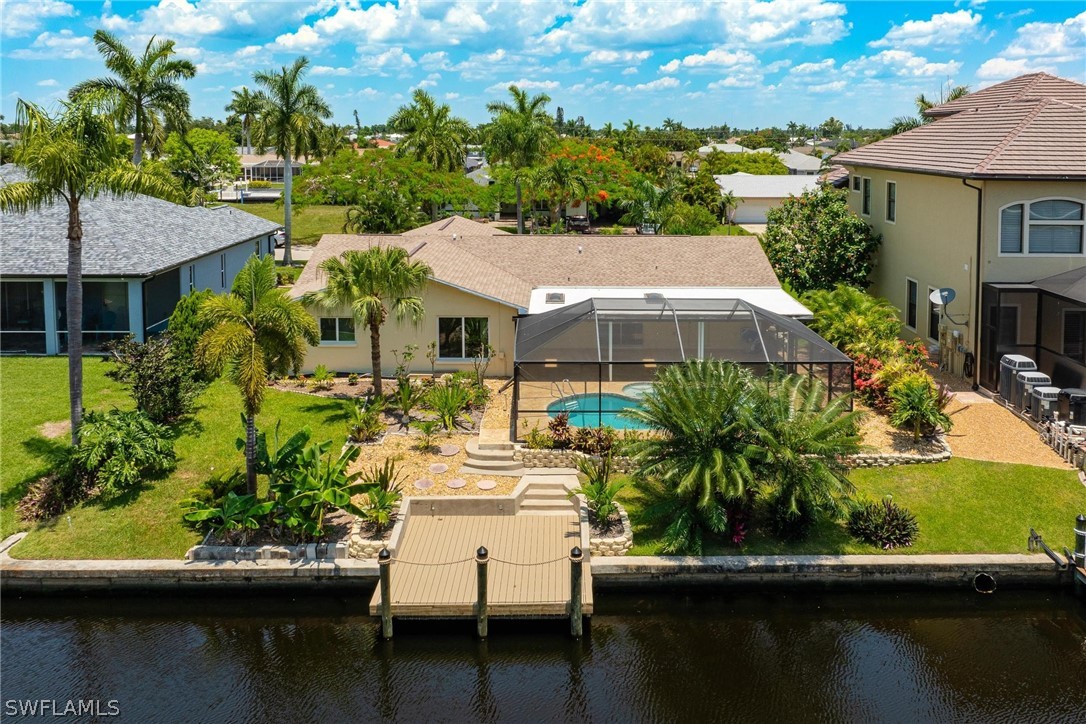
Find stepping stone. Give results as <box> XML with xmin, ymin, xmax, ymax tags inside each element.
<box><xmin>428</xmin><ymin>463</ymin><xmax>449</xmax><ymax>474</ymax></box>
<box><xmin>438</xmin><ymin>444</ymin><xmax>460</xmax><ymax>457</ymax></box>
<box><xmin>445</xmin><ymin>478</ymin><xmax>466</xmax><ymax>489</ymax></box>
<box><xmin>476</xmin><ymin>479</ymin><xmax>497</xmax><ymax>491</ymax></box>
<box><xmin>413</xmin><ymin>478</ymin><xmax>434</xmax><ymax>490</ymax></box>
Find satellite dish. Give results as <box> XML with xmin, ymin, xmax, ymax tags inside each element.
<box><xmin>929</xmin><ymin>288</ymin><xmax>956</xmax><ymax>306</ymax></box>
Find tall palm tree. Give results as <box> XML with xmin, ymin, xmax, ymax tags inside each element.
<box><xmin>197</xmin><ymin>254</ymin><xmax>319</xmax><ymax>494</ymax></box>
<box><xmin>890</xmin><ymin>84</ymin><xmax>970</xmax><ymax>135</ymax></box>
<box><xmin>485</xmin><ymin>85</ymin><xmax>557</xmax><ymax>234</ymax></box>
<box><xmin>225</xmin><ymin>87</ymin><xmax>261</xmax><ymax>155</ymax></box>
<box><xmin>302</xmin><ymin>247</ymin><xmax>432</xmax><ymax>397</ymax></box>
<box><xmin>0</xmin><ymin>96</ymin><xmax>182</xmax><ymax>443</ymax></box>
<box><xmin>251</xmin><ymin>57</ymin><xmax>331</xmax><ymax>266</ymax></box>
<box><xmin>532</xmin><ymin>156</ymin><xmax>589</xmax><ymax>227</ymax></box>
<box><xmin>750</xmin><ymin>373</ymin><xmax>860</xmax><ymax>540</ymax></box>
<box><xmin>70</xmin><ymin>30</ymin><xmax>196</xmax><ymax>165</ymax></box>
<box><xmin>388</xmin><ymin>89</ymin><xmax>473</xmax><ymax>219</ymax></box>
<box><xmin>599</xmin><ymin>122</ymin><xmax>616</xmax><ymax>139</ymax></box>
<box><xmin>719</xmin><ymin>190</ymin><xmax>743</xmax><ymax>225</ymax></box>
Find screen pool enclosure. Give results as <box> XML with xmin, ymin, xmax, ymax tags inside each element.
<box><xmin>512</xmin><ymin>297</ymin><xmax>853</xmax><ymax>433</ymax></box>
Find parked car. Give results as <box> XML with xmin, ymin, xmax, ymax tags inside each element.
<box><xmin>566</xmin><ymin>215</ymin><xmax>590</xmax><ymax>232</ymax></box>
<box><xmin>636</xmin><ymin>223</ymin><xmax>659</xmax><ymax>235</ymax></box>
<box><xmin>273</xmin><ymin>228</ymin><xmax>286</xmax><ymax>247</ymax></box>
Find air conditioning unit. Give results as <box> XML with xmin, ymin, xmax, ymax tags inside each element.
<box><xmin>1030</xmin><ymin>386</ymin><xmax>1060</xmax><ymax>422</ymax></box>
<box><xmin>1057</xmin><ymin>388</ymin><xmax>1086</xmax><ymax>425</ymax></box>
<box><xmin>1016</xmin><ymin>371</ymin><xmax>1051</xmax><ymax>412</ymax></box>
<box><xmin>999</xmin><ymin>354</ymin><xmax>1036</xmax><ymax>406</ymax></box>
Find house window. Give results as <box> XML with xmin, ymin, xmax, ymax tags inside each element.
<box><xmin>861</xmin><ymin>178</ymin><xmax>871</xmax><ymax>215</ymax></box>
<box><xmin>1064</xmin><ymin>310</ymin><xmax>1086</xmax><ymax>361</ymax></box>
<box><xmin>438</xmin><ymin>316</ymin><xmax>489</xmax><ymax>359</ymax></box>
<box><xmin>220</xmin><ymin>254</ymin><xmax>226</xmax><ymax>289</ymax></box>
<box><xmin>886</xmin><ymin>182</ymin><xmax>896</xmax><ymax>222</ymax></box>
<box><xmin>1000</xmin><ymin>199</ymin><xmax>1085</xmax><ymax>255</ymax></box>
<box><xmin>54</xmin><ymin>280</ymin><xmax>131</xmax><ymax>352</ymax></box>
<box><xmin>905</xmin><ymin>279</ymin><xmax>917</xmax><ymax>329</ymax></box>
<box><xmin>319</xmin><ymin>317</ymin><xmax>355</xmax><ymax>344</ymax></box>
<box><xmin>188</xmin><ymin>265</ymin><xmax>195</xmax><ymax>292</ymax></box>
<box><xmin>852</xmin><ymin>175</ymin><xmax>861</xmax><ymax>192</ymax></box>
<box><xmin>0</xmin><ymin>281</ymin><xmax>47</xmax><ymax>354</ymax></box>
<box><xmin>928</xmin><ymin>287</ymin><xmax>940</xmax><ymax>342</ymax></box>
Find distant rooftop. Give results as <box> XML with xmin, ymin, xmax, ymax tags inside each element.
<box><xmin>924</xmin><ymin>73</ymin><xmax>1086</xmax><ymax>118</ymax></box>
<box><xmin>713</xmin><ymin>174</ymin><xmax>819</xmax><ymax>198</ymax></box>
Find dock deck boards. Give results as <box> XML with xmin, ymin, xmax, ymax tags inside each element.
<box><xmin>369</xmin><ymin>513</ymin><xmax>592</xmax><ymax>618</ymax></box>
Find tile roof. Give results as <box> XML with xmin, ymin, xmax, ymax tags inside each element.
<box><xmin>0</xmin><ymin>164</ymin><xmax>280</xmax><ymax>277</ymax></box>
<box><xmin>835</xmin><ymin>95</ymin><xmax>1086</xmax><ymax>179</ymax></box>
<box><xmin>924</xmin><ymin>73</ymin><xmax>1086</xmax><ymax>118</ymax></box>
<box><xmin>292</xmin><ymin>217</ymin><xmax>782</xmax><ymax>310</ymax></box>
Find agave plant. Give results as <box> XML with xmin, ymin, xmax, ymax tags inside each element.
<box><xmin>570</xmin><ymin>453</ymin><xmax>626</xmax><ymax>530</ymax></box>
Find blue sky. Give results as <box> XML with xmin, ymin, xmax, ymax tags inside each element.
<box><xmin>2</xmin><ymin>1</ymin><xmax>1083</xmax><ymax>130</ymax></box>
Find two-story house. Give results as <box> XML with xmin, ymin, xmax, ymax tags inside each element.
<box><xmin>835</xmin><ymin>73</ymin><xmax>1086</xmax><ymax>392</ymax></box>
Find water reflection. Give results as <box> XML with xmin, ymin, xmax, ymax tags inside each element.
<box><xmin>1</xmin><ymin>590</ymin><xmax>1083</xmax><ymax>723</ymax></box>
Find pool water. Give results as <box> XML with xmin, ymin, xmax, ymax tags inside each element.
<box><xmin>547</xmin><ymin>392</ymin><xmax>650</xmax><ymax>430</ymax></box>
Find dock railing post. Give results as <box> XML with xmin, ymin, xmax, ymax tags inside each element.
<box><xmin>1075</xmin><ymin>514</ymin><xmax>1086</xmax><ymax>568</ymax></box>
<box><xmin>569</xmin><ymin>546</ymin><xmax>583</xmax><ymax>638</ymax></box>
<box><xmin>476</xmin><ymin>546</ymin><xmax>489</xmax><ymax>638</ymax></box>
<box><xmin>378</xmin><ymin>548</ymin><xmax>393</xmax><ymax>639</ymax></box>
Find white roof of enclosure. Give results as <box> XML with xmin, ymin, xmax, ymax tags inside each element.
<box><xmin>527</xmin><ymin>286</ymin><xmax>811</xmax><ymax>317</ymax></box>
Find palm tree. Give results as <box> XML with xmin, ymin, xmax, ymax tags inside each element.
<box><xmin>197</xmin><ymin>254</ymin><xmax>319</xmax><ymax>494</ymax></box>
<box><xmin>619</xmin><ymin>176</ymin><xmax>680</xmax><ymax>232</ymax></box>
<box><xmin>302</xmin><ymin>246</ymin><xmax>432</xmax><ymax>397</ymax></box>
<box><xmin>389</xmin><ymin>89</ymin><xmax>473</xmax><ymax>218</ymax></box>
<box><xmin>485</xmin><ymin>85</ymin><xmax>557</xmax><ymax>234</ymax></box>
<box><xmin>750</xmin><ymin>373</ymin><xmax>860</xmax><ymax>540</ymax></box>
<box><xmin>599</xmin><ymin>122</ymin><xmax>616</xmax><ymax>139</ymax></box>
<box><xmin>225</xmin><ymin>87</ymin><xmax>260</xmax><ymax>155</ymax></box>
<box><xmin>719</xmin><ymin>190</ymin><xmax>743</xmax><ymax>225</ymax></box>
<box><xmin>624</xmin><ymin>360</ymin><xmax>758</xmax><ymax>554</ymax></box>
<box><xmin>70</xmin><ymin>30</ymin><xmax>196</xmax><ymax>165</ymax></box>
<box><xmin>890</xmin><ymin>84</ymin><xmax>970</xmax><ymax>135</ymax></box>
<box><xmin>0</xmin><ymin>96</ymin><xmax>183</xmax><ymax>443</ymax></box>
<box><xmin>532</xmin><ymin>156</ymin><xmax>589</xmax><ymax>228</ymax></box>
<box><xmin>251</xmin><ymin>56</ymin><xmax>331</xmax><ymax>266</ymax></box>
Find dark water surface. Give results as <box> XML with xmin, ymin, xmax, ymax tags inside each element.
<box><xmin>2</xmin><ymin>588</ymin><xmax>1084</xmax><ymax>723</ymax></box>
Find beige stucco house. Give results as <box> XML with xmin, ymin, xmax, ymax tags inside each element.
<box><xmin>835</xmin><ymin>73</ymin><xmax>1086</xmax><ymax>392</ymax></box>
<box><xmin>290</xmin><ymin>215</ymin><xmax>810</xmax><ymax>380</ymax></box>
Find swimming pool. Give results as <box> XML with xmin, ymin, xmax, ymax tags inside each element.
<box><xmin>547</xmin><ymin>392</ymin><xmax>650</xmax><ymax>430</ymax></box>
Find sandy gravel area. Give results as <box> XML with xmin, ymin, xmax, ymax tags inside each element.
<box><xmin>942</xmin><ymin>397</ymin><xmax>1069</xmax><ymax>469</ymax></box>
<box><xmin>856</xmin><ymin>403</ymin><xmax>943</xmax><ymax>455</ymax></box>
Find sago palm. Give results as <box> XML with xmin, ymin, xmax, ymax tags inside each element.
<box><xmin>485</xmin><ymin>85</ymin><xmax>557</xmax><ymax>234</ymax></box>
<box><xmin>302</xmin><ymin>246</ymin><xmax>432</xmax><ymax>397</ymax></box>
<box><xmin>750</xmin><ymin>373</ymin><xmax>860</xmax><ymax>540</ymax></box>
<box><xmin>197</xmin><ymin>255</ymin><xmax>320</xmax><ymax>494</ymax></box>
<box><xmin>0</xmin><ymin>96</ymin><xmax>183</xmax><ymax>443</ymax></box>
<box><xmin>225</xmin><ymin>87</ymin><xmax>261</xmax><ymax>154</ymax></box>
<box><xmin>623</xmin><ymin>360</ymin><xmax>758</xmax><ymax>554</ymax></box>
<box><xmin>251</xmin><ymin>57</ymin><xmax>331</xmax><ymax>265</ymax></box>
<box><xmin>70</xmin><ymin>30</ymin><xmax>196</xmax><ymax>164</ymax></box>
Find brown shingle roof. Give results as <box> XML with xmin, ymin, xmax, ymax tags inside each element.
<box><xmin>292</xmin><ymin>218</ymin><xmax>782</xmax><ymax>309</ymax></box>
<box><xmin>924</xmin><ymin>73</ymin><xmax>1086</xmax><ymax>118</ymax></box>
<box><xmin>835</xmin><ymin>97</ymin><xmax>1086</xmax><ymax>179</ymax></box>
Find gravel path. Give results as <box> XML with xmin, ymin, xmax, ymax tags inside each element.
<box><xmin>942</xmin><ymin>397</ymin><xmax>1069</xmax><ymax>469</ymax></box>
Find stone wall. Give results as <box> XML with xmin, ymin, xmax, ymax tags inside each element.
<box><xmin>589</xmin><ymin>504</ymin><xmax>634</xmax><ymax>557</ymax></box>
<box><xmin>348</xmin><ymin>510</ymin><xmax>397</xmax><ymax>559</ymax></box>
<box><xmin>843</xmin><ymin>436</ymin><xmax>952</xmax><ymax>468</ymax></box>
<box><xmin>515</xmin><ymin>448</ymin><xmax>638</xmax><ymax>474</ymax></box>
<box><xmin>186</xmin><ymin>541</ymin><xmax>348</xmax><ymax>561</ymax></box>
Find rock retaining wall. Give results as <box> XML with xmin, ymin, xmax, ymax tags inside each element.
<box><xmin>186</xmin><ymin>541</ymin><xmax>348</xmax><ymax>561</ymax></box>
<box><xmin>348</xmin><ymin>514</ymin><xmax>396</xmax><ymax>559</ymax></box>
<box><xmin>843</xmin><ymin>436</ymin><xmax>952</xmax><ymax>468</ymax></box>
<box><xmin>589</xmin><ymin>504</ymin><xmax>633</xmax><ymax>557</ymax></box>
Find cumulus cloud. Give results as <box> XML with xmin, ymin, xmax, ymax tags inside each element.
<box><xmin>791</xmin><ymin>59</ymin><xmax>836</xmax><ymax>75</ymax></box>
<box><xmin>485</xmin><ymin>78</ymin><xmax>560</xmax><ymax>94</ymax></box>
<box><xmin>869</xmin><ymin>10</ymin><xmax>983</xmax><ymax>49</ymax></box>
<box><xmin>2</xmin><ymin>0</ymin><xmax>76</xmax><ymax>38</ymax></box>
<box><xmin>975</xmin><ymin>57</ymin><xmax>1057</xmax><ymax>80</ymax></box>
<box><xmin>842</xmin><ymin>50</ymin><xmax>962</xmax><ymax>78</ymax></box>
<box><xmin>9</xmin><ymin>30</ymin><xmax>96</xmax><ymax>60</ymax></box>
<box><xmin>659</xmin><ymin>48</ymin><xmax>757</xmax><ymax>73</ymax></box>
<box><xmin>1002</xmin><ymin>11</ymin><xmax>1085</xmax><ymax>62</ymax></box>
<box><xmin>615</xmin><ymin>76</ymin><xmax>681</xmax><ymax>93</ymax></box>
<box><xmin>583</xmin><ymin>49</ymin><xmax>652</xmax><ymax>65</ymax></box>
<box><xmin>621</xmin><ymin>66</ymin><xmax>638</xmax><ymax>75</ymax></box>
<box><xmin>36</xmin><ymin>78</ymin><xmax>60</xmax><ymax>87</ymax></box>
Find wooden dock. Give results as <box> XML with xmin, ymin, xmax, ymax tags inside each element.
<box><xmin>369</xmin><ymin>511</ymin><xmax>592</xmax><ymax>619</ymax></box>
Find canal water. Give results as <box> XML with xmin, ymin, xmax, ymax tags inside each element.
<box><xmin>2</xmin><ymin>588</ymin><xmax>1083</xmax><ymax>723</ymax></box>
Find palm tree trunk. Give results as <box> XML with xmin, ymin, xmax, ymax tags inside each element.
<box><xmin>515</xmin><ymin>177</ymin><xmax>524</xmax><ymax>234</ymax></box>
<box><xmin>370</xmin><ymin>323</ymin><xmax>383</xmax><ymax>397</ymax></box>
<box><xmin>132</xmin><ymin>108</ymin><xmax>143</xmax><ymax>165</ymax></box>
<box><xmin>245</xmin><ymin>413</ymin><xmax>257</xmax><ymax>495</ymax></box>
<box><xmin>66</xmin><ymin>198</ymin><xmax>84</xmax><ymax>445</ymax></box>
<box><xmin>282</xmin><ymin>147</ymin><xmax>293</xmax><ymax>266</ymax></box>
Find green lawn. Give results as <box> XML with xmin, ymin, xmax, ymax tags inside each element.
<box><xmin>618</xmin><ymin>458</ymin><xmax>1085</xmax><ymax>556</ymax></box>
<box><xmin>223</xmin><ymin>202</ymin><xmax>348</xmax><ymax>245</ymax></box>
<box><xmin>0</xmin><ymin>357</ymin><xmax>354</xmax><ymax>559</ymax></box>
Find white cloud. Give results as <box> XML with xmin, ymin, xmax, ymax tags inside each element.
<box><xmin>1002</xmin><ymin>11</ymin><xmax>1085</xmax><ymax>62</ymax></box>
<box><xmin>659</xmin><ymin>47</ymin><xmax>758</xmax><ymax>73</ymax></box>
<box><xmin>357</xmin><ymin>46</ymin><xmax>416</xmax><ymax>75</ymax></box>
<box><xmin>842</xmin><ymin>50</ymin><xmax>962</xmax><ymax>78</ymax></box>
<box><xmin>869</xmin><ymin>10</ymin><xmax>983</xmax><ymax>49</ymax></box>
<box><xmin>35</xmin><ymin>78</ymin><xmax>60</xmax><ymax>87</ymax></box>
<box><xmin>101</xmin><ymin>0</ymin><xmax>306</xmax><ymax>39</ymax></box>
<box><xmin>420</xmin><ymin>51</ymin><xmax>451</xmax><ymax>71</ymax></box>
<box><xmin>485</xmin><ymin>78</ymin><xmax>560</xmax><ymax>93</ymax></box>
<box><xmin>2</xmin><ymin>0</ymin><xmax>76</xmax><ymax>38</ymax></box>
<box><xmin>808</xmin><ymin>79</ymin><xmax>847</xmax><ymax>93</ymax></box>
<box><xmin>444</xmin><ymin>92</ymin><xmax>460</xmax><ymax>100</ymax></box>
<box><xmin>312</xmin><ymin>65</ymin><xmax>352</xmax><ymax>76</ymax></box>
<box><xmin>583</xmin><ymin>49</ymin><xmax>651</xmax><ymax>65</ymax></box>
<box><xmin>975</xmin><ymin>57</ymin><xmax>1057</xmax><ymax>81</ymax></box>
<box><xmin>996</xmin><ymin>9</ymin><xmax>1033</xmax><ymax>21</ymax></box>
<box><xmin>274</xmin><ymin>25</ymin><xmax>321</xmax><ymax>51</ymax></box>
<box><xmin>355</xmin><ymin>87</ymin><xmax>380</xmax><ymax>99</ymax></box>
<box><xmin>615</xmin><ymin>76</ymin><xmax>681</xmax><ymax>93</ymax></box>
<box><xmin>8</xmin><ymin>29</ymin><xmax>96</xmax><ymax>60</ymax></box>
<box><xmin>791</xmin><ymin>59</ymin><xmax>836</xmax><ymax>75</ymax></box>
<box><xmin>621</xmin><ymin>66</ymin><xmax>638</xmax><ymax>75</ymax></box>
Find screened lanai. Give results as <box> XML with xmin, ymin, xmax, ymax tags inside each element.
<box><xmin>512</xmin><ymin>297</ymin><xmax>853</xmax><ymax>433</ymax></box>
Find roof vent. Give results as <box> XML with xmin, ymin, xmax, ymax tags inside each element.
<box><xmin>545</xmin><ymin>292</ymin><xmax>565</xmax><ymax>305</ymax></box>
<box><xmin>644</xmin><ymin>292</ymin><xmax>665</xmax><ymax>302</ymax></box>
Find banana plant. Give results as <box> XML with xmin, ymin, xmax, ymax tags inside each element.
<box><xmin>182</xmin><ymin>491</ymin><xmax>275</xmax><ymax>545</ymax></box>
<box><xmin>278</xmin><ymin>441</ymin><xmax>367</xmax><ymax>540</ymax></box>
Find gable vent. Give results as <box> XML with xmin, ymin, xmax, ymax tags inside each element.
<box><xmin>545</xmin><ymin>292</ymin><xmax>565</xmax><ymax>304</ymax></box>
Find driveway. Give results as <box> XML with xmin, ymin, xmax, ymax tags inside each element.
<box><xmin>274</xmin><ymin>245</ymin><xmax>313</xmax><ymax>263</ymax></box>
<box><xmin>739</xmin><ymin>223</ymin><xmax>767</xmax><ymax>235</ymax></box>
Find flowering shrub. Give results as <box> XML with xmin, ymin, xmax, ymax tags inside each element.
<box><xmin>853</xmin><ymin>354</ymin><xmax>889</xmax><ymax>409</ymax></box>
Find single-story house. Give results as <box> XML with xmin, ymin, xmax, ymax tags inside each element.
<box><xmin>713</xmin><ymin>174</ymin><xmax>819</xmax><ymax>223</ymax></box>
<box><xmin>778</xmin><ymin>150</ymin><xmax>824</xmax><ymax>176</ymax></box>
<box><xmin>834</xmin><ymin>72</ymin><xmax>1086</xmax><ymax>392</ymax></box>
<box><xmin>0</xmin><ymin>164</ymin><xmax>279</xmax><ymax>354</ymax></box>
<box><xmin>238</xmin><ymin>153</ymin><xmax>305</xmax><ymax>182</ymax></box>
<box><xmin>291</xmin><ymin>215</ymin><xmax>815</xmax><ymax>381</ymax></box>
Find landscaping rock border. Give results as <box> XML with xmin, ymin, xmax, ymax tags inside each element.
<box><xmin>589</xmin><ymin>503</ymin><xmax>633</xmax><ymax>557</ymax></box>
<box><xmin>843</xmin><ymin>435</ymin><xmax>952</xmax><ymax>468</ymax></box>
<box><xmin>348</xmin><ymin>510</ymin><xmax>398</xmax><ymax>559</ymax></box>
<box><xmin>186</xmin><ymin>540</ymin><xmax>349</xmax><ymax>562</ymax></box>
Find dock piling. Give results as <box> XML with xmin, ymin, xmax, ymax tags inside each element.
<box><xmin>378</xmin><ymin>548</ymin><xmax>393</xmax><ymax>639</ymax></box>
<box><xmin>1075</xmin><ymin>515</ymin><xmax>1086</xmax><ymax>598</ymax></box>
<box><xmin>570</xmin><ymin>546</ymin><xmax>584</xmax><ymax>638</ymax></box>
<box><xmin>476</xmin><ymin>546</ymin><xmax>489</xmax><ymax>638</ymax></box>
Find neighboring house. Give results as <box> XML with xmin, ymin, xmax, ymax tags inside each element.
<box><xmin>695</xmin><ymin>142</ymin><xmax>750</xmax><ymax>156</ymax></box>
<box><xmin>713</xmin><ymin>174</ymin><xmax>819</xmax><ymax>223</ymax></box>
<box><xmin>835</xmin><ymin>72</ymin><xmax>1086</xmax><ymax>391</ymax></box>
<box><xmin>238</xmin><ymin>152</ymin><xmax>305</xmax><ymax>182</ymax></box>
<box><xmin>778</xmin><ymin>150</ymin><xmax>824</xmax><ymax>176</ymax></box>
<box><xmin>0</xmin><ymin>164</ymin><xmax>279</xmax><ymax>355</ymax></box>
<box><xmin>291</xmin><ymin>215</ymin><xmax>810</xmax><ymax>377</ymax></box>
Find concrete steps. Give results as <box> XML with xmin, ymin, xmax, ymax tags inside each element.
<box><xmin>460</xmin><ymin>438</ymin><xmax>524</xmax><ymax>476</ymax></box>
<box><xmin>517</xmin><ymin>472</ymin><xmax>580</xmax><ymax>516</ymax></box>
